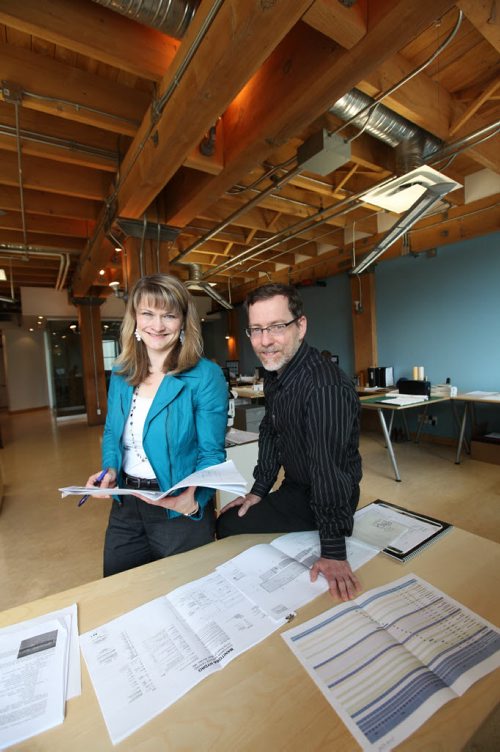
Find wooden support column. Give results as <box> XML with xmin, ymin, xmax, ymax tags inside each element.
<box><xmin>73</xmin><ymin>297</ymin><xmax>107</xmax><ymax>426</ymax></box>
<box><xmin>123</xmin><ymin>237</ymin><xmax>171</xmax><ymax>290</ymax></box>
<box><xmin>350</xmin><ymin>272</ymin><xmax>378</xmax><ymax>385</ymax></box>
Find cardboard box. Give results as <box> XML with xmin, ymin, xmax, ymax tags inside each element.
<box><xmin>470</xmin><ymin>439</ymin><xmax>500</xmax><ymax>465</ymax></box>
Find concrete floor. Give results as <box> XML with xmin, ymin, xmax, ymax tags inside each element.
<box><xmin>1</xmin><ymin>407</ymin><xmax>499</xmax><ymax>611</ymax></box>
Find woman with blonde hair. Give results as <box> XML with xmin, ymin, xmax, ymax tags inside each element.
<box><xmin>86</xmin><ymin>274</ymin><xmax>228</xmax><ymax>576</ymax></box>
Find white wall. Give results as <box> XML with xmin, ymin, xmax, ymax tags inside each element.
<box><xmin>3</xmin><ymin>329</ymin><xmax>49</xmax><ymax>411</ymax></box>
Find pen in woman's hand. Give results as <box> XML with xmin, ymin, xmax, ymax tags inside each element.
<box><xmin>78</xmin><ymin>467</ymin><xmax>109</xmax><ymax>507</ymax></box>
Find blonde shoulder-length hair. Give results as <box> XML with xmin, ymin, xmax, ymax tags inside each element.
<box><xmin>115</xmin><ymin>274</ymin><xmax>203</xmax><ymax>385</ymax></box>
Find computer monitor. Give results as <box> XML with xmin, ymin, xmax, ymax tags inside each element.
<box><xmin>226</xmin><ymin>360</ymin><xmax>239</xmax><ymax>380</ymax></box>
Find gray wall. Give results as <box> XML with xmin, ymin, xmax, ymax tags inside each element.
<box><xmin>3</xmin><ymin>329</ymin><xmax>49</xmax><ymax>411</ymax></box>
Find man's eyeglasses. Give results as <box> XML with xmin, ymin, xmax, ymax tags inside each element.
<box><xmin>245</xmin><ymin>317</ymin><xmax>300</xmax><ymax>339</ymax></box>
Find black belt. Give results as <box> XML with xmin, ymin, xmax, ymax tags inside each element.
<box><xmin>122</xmin><ymin>472</ymin><xmax>160</xmax><ymax>490</ymax></box>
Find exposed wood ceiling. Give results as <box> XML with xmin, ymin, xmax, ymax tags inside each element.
<box><xmin>0</xmin><ymin>0</ymin><xmax>498</xmax><ymax>307</ymax></box>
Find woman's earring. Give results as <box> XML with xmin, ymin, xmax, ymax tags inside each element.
<box><xmin>179</xmin><ymin>329</ymin><xmax>185</xmax><ymax>345</ymax></box>
<box><xmin>135</xmin><ymin>329</ymin><xmax>141</xmax><ymax>341</ymax></box>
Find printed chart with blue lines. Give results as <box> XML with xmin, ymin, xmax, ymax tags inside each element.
<box><xmin>282</xmin><ymin>575</ymin><xmax>500</xmax><ymax>751</ymax></box>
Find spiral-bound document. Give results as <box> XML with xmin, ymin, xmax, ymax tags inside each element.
<box><xmin>357</xmin><ymin>499</ymin><xmax>452</xmax><ymax>562</ymax></box>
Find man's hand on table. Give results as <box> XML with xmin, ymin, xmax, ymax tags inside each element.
<box><xmin>219</xmin><ymin>492</ymin><xmax>262</xmax><ymax>517</ymax></box>
<box><xmin>310</xmin><ymin>557</ymin><xmax>361</xmax><ymax>601</ymax></box>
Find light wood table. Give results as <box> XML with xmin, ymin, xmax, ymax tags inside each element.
<box><xmin>360</xmin><ymin>395</ymin><xmax>451</xmax><ymax>481</ymax></box>
<box><xmin>453</xmin><ymin>392</ymin><xmax>500</xmax><ymax>463</ymax></box>
<box><xmin>1</xmin><ymin>530</ymin><xmax>499</xmax><ymax>751</ymax></box>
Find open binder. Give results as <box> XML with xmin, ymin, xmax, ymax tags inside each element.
<box><xmin>361</xmin><ymin>499</ymin><xmax>452</xmax><ymax>562</ymax></box>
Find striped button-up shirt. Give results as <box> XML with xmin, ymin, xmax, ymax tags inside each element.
<box><xmin>251</xmin><ymin>341</ymin><xmax>362</xmax><ymax>560</ymax></box>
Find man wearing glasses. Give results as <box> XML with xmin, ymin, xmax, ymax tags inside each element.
<box><xmin>217</xmin><ymin>283</ymin><xmax>362</xmax><ymax>601</ymax></box>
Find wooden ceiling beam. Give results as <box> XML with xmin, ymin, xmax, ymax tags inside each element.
<box><xmin>303</xmin><ymin>0</ymin><xmax>368</xmax><ymax>49</ymax></box>
<box><xmin>0</xmin><ymin>185</ymin><xmax>99</xmax><ymax>222</ymax></box>
<box><xmin>457</xmin><ymin>0</ymin><xmax>500</xmax><ymax>53</ymax></box>
<box><xmin>162</xmin><ymin>0</ymin><xmax>456</xmax><ymax>228</ymax></box>
<box><xmin>72</xmin><ymin>0</ymin><xmax>315</xmax><ymax>296</ymax></box>
<box><xmin>0</xmin><ymin>134</ymin><xmax>116</xmax><ymax>172</ymax></box>
<box><xmin>116</xmin><ymin>0</ymin><xmax>315</xmax><ymax>218</ymax></box>
<box><xmin>0</xmin><ymin>152</ymin><xmax>111</xmax><ymax>200</ymax></box>
<box><xmin>0</xmin><ymin>229</ymin><xmax>86</xmax><ymax>251</ymax></box>
<box><xmin>358</xmin><ymin>53</ymin><xmax>452</xmax><ymax>140</ymax></box>
<box><xmin>200</xmin><ymin>197</ymin><xmax>347</xmax><ymax>238</ymax></box>
<box><xmin>0</xmin><ymin>102</ymin><xmax>125</xmax><ymax>153</ymax></box>
<box><xmin>0</xmin><ymin>0</ymin><xmax>177</xmax><ymax>80</ymax></box>
<box><xmin>0</xmin><ymin>212</ymin><xmax>95</xmax><ymax>238</ymax></box>
<box><xmin>0</xmin><ymin>42</ymin><xmax>150</xmax><ymax>135</ymax></box>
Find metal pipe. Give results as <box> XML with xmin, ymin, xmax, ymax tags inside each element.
<box><xmin>329</xmin><ymin>9</ymin><xmax>463</xmax><ymax>155</ymax></box>
<box><xmin>202</xmin><ymin>117</ymin><xmax>500</xmax><ymax>280</ymax></box>
<box><xmin>13</xmin><ymin>100</ymin><xmax>28</xmax><ymax>247</ymax></box>
<box><xmin>0</xmin><ymin>247</ymin><xmax>70</xmax><ymax>291</ymax></box>
<box><xmin>172</xmin><ymin>163</ymin><xmax>302</xmax><ymax>263</ymax></box>
<box><xmin>0</xmin><ymin>124</ymin><xmax>119</xmax><ymax>164</ymax></box>
<box><xmin>90</xmin><ymin>0</ymin><xmax>200</xmax><ymax>39</ymax></box>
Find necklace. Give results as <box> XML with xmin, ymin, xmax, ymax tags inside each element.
<box><xmin>127</xmin><ymin>387</ymin><xmax>149</xmax><ymax>463</ymax></box>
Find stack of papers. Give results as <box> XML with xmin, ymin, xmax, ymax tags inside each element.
<box><xmin>80</xmin><ymin>520</ymin><xmax>405</xmax><ymax>745</ymax></box>
<box><xmin>59</xmin><ymin>460</ymin><xmax>247</xmax><ymax>501</ymax></box>
<box><xmin>0</xmin><ymin>605</ymin><xmax>80</xmax><ymax>748</ymax></box>
<box><xmin>378</xmin><ymin>394</ymin><xmax>429</xmax><ymax>406</ymax></box>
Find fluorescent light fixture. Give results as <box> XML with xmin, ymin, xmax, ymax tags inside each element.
<box><xmin>362</xmin><ymin>166</ymin><xmax>461</xmax><ymax>214</ymax></box>
<box><xmin>352</xmin><ymin>181</ymin><xmax>457</xmax><ymax>275</ymax></box>
<box><xmin>0</xmin><ymin>269</ymin><xmax>6</xmax><ymax>281</ymax></box>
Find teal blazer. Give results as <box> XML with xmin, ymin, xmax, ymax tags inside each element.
<box><xmin>102</xmin><ymin>358</ymin><xmax>228</xmax><ymax>518</ymax></box>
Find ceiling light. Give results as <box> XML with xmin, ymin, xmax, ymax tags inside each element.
<box><xmin>109</xmin><ymin>281</ymin><xmax>120</xmax><ymax>288</ymax></box>
<box><xmin>0</xmin><ymin>269</ymin><xmax>6</xmax><ymax>281</ymax></box>
<box><xmin>361</xmin><ymin>166</ymin><xmax>461</xmax><ymax>214</ymax></box>
<box><xmin>29</xmin><ymin>327</ymin><xmax>34</xmax><ymax>332</ymax></box>
<box><xmin>352</xmin><ymin>181</ymin><xmax>457</xmax><ymax>275</ymax></box>
<box><xmin>69</xmin><ymin>323</ymin><xmax>77</xmax><ymax>330</ymax></box>
<box><xmin>99</xmin><ymin>269</ymin><xmax>106</xmax><ymax>276</ymax></box>
<box><xmin>38</xmin><ymin>315</ymin><xmax>44</xmax><ymax>319</ymax></box>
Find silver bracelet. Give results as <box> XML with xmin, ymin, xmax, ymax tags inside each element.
<box><xmin>183</xmin><ymin>502</ymin><xmax>200</xmax><ymax>518</ymax></box>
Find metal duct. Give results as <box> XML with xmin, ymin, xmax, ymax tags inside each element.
<box><xmin>182</xmin><ymin>263</ymin><xmax>233</xmax><ymax>310</ymax></box>
<box><xmin>90</xmin><ymin>0</ymin><xmax>200</xmax><ymax>39</ymax></box>
<box><xmin>330</xmin><ymin>89</ymin><xmax>442</xmax><ymax>173</ymax></box>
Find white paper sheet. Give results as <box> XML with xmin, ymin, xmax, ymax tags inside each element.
<box><xmin>282</xmin><ymin>575</ymin><xmax>500</xmax><ymax>751</ymax></box>
<box><xmin>362</xmin><ymin>503</ymin><xmax>444</xmax><ymax>555</ymax></box>
<box><xmin>60</xmin><ymin>459</ymin><xmax>247</xmax><ymax>501</ymax></box>
<box><xmin>353</xmin><ymin>506</ymin><xmax>409</xmax><ymax>549</ymax></box>
<box><xmin>0</xmin><ymin>619</ymin><xmax>68</xmax><ymax>749</ymax></box>
<box><xmin>0</xmin><ymin>604</ymin><xmax>80</xmax><ymax>700</ymax></box>
<box><xmin>80</xmin><ymin>572</ymin><xmax>279</xmax><ymax>744</ymax></box>
<box><xmin>216</xmin><ymin>531</ymin><xmax>379</xmax><ymax>622</ymax></box>
<box><xmin>378</xmin><ymin>395</ymin><xmax>429</xmax><ymax>406</ymax></box>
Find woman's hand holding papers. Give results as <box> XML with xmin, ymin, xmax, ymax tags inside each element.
<box><xmin>137</xmin><ymin>486</ymin><xmax>200</xmax><ymax>517</ymax></box>
<box><xmin>84</xmin><ymin>468</ymin><xmax>117</xmax><ymax>498</ymax></box>
<box><xmin>219</xmin><ymin>492</ymin><xmax>262</xmax><ymax>517</ymax></box>
<box><xmin>310</xmin><ymin>558</ymin><xmax>361</xmax><ymax>602</ymax></box>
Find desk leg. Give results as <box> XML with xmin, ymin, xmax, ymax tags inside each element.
<box><xmin>414</xmin><ymin>405</ymin><xmax>428</xmax><ymax>444</ymax></box>
<box><xmin>377</xmin><ymin>409</ymin><xmax>401</xmax><ymax>482</ymax></box>
<box><xmin>455</xmin><ymin>403</ymin><xmax>468</xmax><ymax>464</ymax></box>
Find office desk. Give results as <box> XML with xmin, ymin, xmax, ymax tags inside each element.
<box><xmin>453</xmin><ymin>392</ymin><xmax>500</xmax><ymax>464</ymax></box>
<box><xmin>0</xmin><ymin>530</ymin><xmax>499</xmax><ymax>751</ymax></box>
<box><xmin>360</xmin><ymin>395</ymin><xmax>450</xmax><ymax>481</ymax></box>
<box><xmin>233</xmin><ymin>385</ymin><xmax>265</xmax><ymax>400</ymax></box>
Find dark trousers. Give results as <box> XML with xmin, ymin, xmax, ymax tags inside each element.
<box><xmin>216</xmin><ymin>480</ymin><xmax>317</xmax><ymax>539</ymax></box>
<box><xmin>104</xmin><ymin>496</ymin><xmax>216</xmax><ymax>577</ymax></box>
